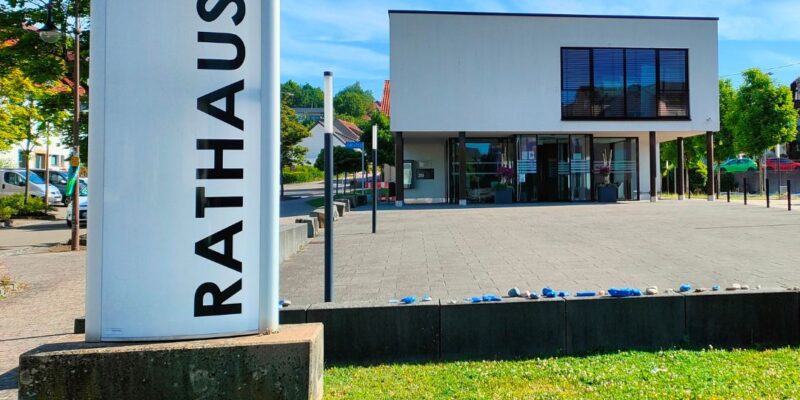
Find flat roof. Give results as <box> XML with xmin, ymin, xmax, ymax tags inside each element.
<box><xmin>387</xmin><ymin>10</ymin><xmax>718</xmax><ymax>22</ymax></box>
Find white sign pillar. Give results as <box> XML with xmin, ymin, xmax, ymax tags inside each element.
<box><xmin>87</xmin><ymin>0</ymin><xmax>279</xmax><ymax>341</ymax></box>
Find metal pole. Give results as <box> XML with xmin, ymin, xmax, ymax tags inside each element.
<box><xmin>766</xmin><ymin>178</ymin><xmax>770</xmax><ymax>208</ymax></box>
<box><xmin>372</xmin><ymin>125</ymin><xmax>377</xmax><ymax>234</ymax></box>
<box><xmin>70</xmin><ymin>0</ymin><xmax>81</xmax><ymax>251</ymax></box>
<box><xmin>323</xmin><ymin>72</ymin><xmax>334</xmax><ymax>302</ymax></box>
<box><xmin>727</xmin><ymin>189</ymin><xmax>730</xmax><ymax>203</ymax></box>
<box><xmin>789</xmin><ymin>180</ymin><xmax>792</xmax><ymax>211</ymax></box>
<box><xmin>743</xmin><ymin>178</ymin><xmax>748</xmax><ymax>205</ymax></box>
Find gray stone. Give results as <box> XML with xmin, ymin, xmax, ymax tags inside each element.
<box><xmin>307</xmin><ymin>300</ymin><xmax>439</xmax><ymax>364</ymax></box>
<box><xmin>280</xmin><ymin>224</ymin><xmax>312</xmax><ymax>262</ymax></box>
<box><xmin>332</xmin><ymin>201</ymin><xmax>348</xmax><ymax>216</ymax></box>
<box><xmin>685</xmin><ymin>290</ymin><xmax>800</xmax><ymax>348</ymax></box>
<box><xmin>440</xmin><ymin>297</ymin><xmax>565</xmax><ymax>360</ymax></box>
<box><xmin>310</xmin><ymin>207</ymin><xmax>339</xmax><ymax>229</ymax></box>
<box><xmin>565</xmin><ymin>294</ymin><xmax>686</xmax><ymax>353</ymax></box>
<box><xmin>294</xmin><ymin>217</ymin><xmax>320</xmax><ymax>238</ymax></box>
<box><xmin>18</xmin><ymin>324</ymin><xmax>324</xmax><ymax>400</ymax></box>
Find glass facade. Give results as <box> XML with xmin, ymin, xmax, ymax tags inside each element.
<box><xmin>561</xmin><ymin>47</ymin><xmax>689</xmax><ymax>120</ymax></box>
<box><xmin>448</xmin><ymin>138</ymin><xmax>514</xmax><ymax>203</ymax></box>
<box><xmin>449</xmin><ymin>134</ymin><xmax>639</xmax><ymax>203</ymax></box>
<box><xmin>592</xmin><ymin>137</ymin><xmax>639</xmax><ymax>200</ymax></box>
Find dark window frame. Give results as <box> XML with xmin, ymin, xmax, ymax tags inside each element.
<box><xmin>561</xmin><ymin>47</ymin><xmax>690</xmax><ymax>121</ymax></box>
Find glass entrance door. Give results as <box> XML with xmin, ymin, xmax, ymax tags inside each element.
<box><xmin>527</xmin><ymin>134</ymin><xmax>592</xmax><ymax>202</ymax></box>
<box><xmin>538</xmin><ymin>136</ymin><xmax>570</xmax><ymax>201</ymax></box>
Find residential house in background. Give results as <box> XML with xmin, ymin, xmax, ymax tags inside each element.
<box><xmin>376</xmin><ymin>80</ymin><xmax>391</xmax><ymax>117</ymax></box>
<box><xmin>301</xmin><ymin>119</ymin><xmax>363</xmax><ymax>164</ymax></box>
<box><xmin>293</xmin><ymin>107</ymin><xmax>324</xmax><ymax>124</ymax></box>
<box><xmin>0</xmin><ymin>142</ymin><xmax>71</xmax><ymax>171</ymax></box>
<box><xmin>390</xmin><ymin>11</ymin><xmax>719</xmax><ymax>205</ymax></box>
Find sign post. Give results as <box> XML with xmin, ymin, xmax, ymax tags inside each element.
<box><xmin>324</xmin><ymin>72</ymin><xmax>334</xmax><ymax>303</ymax></box>
<box><xmin>372</xmin><ymin>125</ymin><xmax>378</xmax><ymax>234</ymax></box>
<box><xmin>87</xmin><ymin>0</ymin><xmax>278</xmax><ymax>341</ymax></box>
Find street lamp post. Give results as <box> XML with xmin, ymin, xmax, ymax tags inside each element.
<box><xmin>39</xmin><ymin>0</ymin><xmax>81</xmax><ymax>251</ymax></box>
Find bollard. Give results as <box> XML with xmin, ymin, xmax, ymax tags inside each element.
<box><xmin>789</xmin><ymin>180</ymin><xmax>792</xmax><ymax>211</ymax></box>
<box><xmin>727</xmin><ymin>189</ymin><xmax>730</xmax><ymax>203</ymax></box>
<box><xmin>766</xmin><ymin>179</ymin><xmax>770</xmax><ymax>208</ymax></box>
<box><xmin>743</xmin><ymin>178</ymin><xmax>747</xmax><ymax>205</ymax></box>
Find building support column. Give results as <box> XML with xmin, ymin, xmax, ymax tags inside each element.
<box><xmin>394</xmin><ymin>132</ymin><xmax>404</xmax><ymax>207</ymax></box>
<box><xmin>677</xmin><ymin>137</ymin><xmax>685</xmax><ymax>200</ymax></box>
<box><xmin>458</xmin><ymin>132</ymin><xmax>467</xmax><ymax>206</ymax></box>
<box><xmin>706</xmin><ymin>131</ymin><xmax>715</xmax><ymax>201</ymax></box>
<box><xmin>649</xmin><ymin>131</ymin><xmax>657</xmax><ymax>202</ymax></box>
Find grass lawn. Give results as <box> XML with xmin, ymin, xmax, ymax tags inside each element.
<box><xmin>326</xmin><ymin>348</ymin><xmax>800</xmax><ymax>399</ymax></box>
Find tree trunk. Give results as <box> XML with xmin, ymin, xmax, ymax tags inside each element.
<box><xmin>24</xmin><ymin>154</ymin><xmax>31</xmax><ymax>203</ymax></box>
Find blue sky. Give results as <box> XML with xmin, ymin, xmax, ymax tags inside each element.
<box><xmin>282</xmin><ymin>0</ymin><xmax>800</xmax><ymax>97</ymax></box>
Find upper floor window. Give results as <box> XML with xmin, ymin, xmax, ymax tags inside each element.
<box><xmin>561</xmin><ymin>47</ymin><xmax>689</xmax><ymax>120</ymax></box>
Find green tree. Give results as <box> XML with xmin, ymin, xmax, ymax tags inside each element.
<box><xmin>357</xmin><ymin>110</ymin><xmax>394</xmax><ymax>166</ymax></box>
<box><xmin>334</xmin><ymin>82</ymin><xmax>375</xmax><ymax>119</ymax></box>
<box><xmin>730</xmin><ymin>69</ymin><xmax>798</xmax><ymax>159</ymax></box>
<box><xmin>280</xmin><ymin>99</ymin><xmax>311</xmax><ymax>197</ymax></box>
<box><xmin>716</xmin><ymin>79</ymin><xmax>737</xmax><ymax>162</ymax></box>
<box><xmin>1</xmin><ymin>0</ymin><xmax>89</xmax><ymax>162</ymax></box>
<box><xmin>0</xmin><ymin>69</ymin><xmax>46</xmax><ymax>202</ymax></box>
<box><xmin>281</xmin><ymin>80</ymin><xmax>324</xmax><ymax>109</ymax></box>
<box><xmin>314</xmin><ymin>146</ymin><xmax>361</xmax><ymax>175</ymax></box>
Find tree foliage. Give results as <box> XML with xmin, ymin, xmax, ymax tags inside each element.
<box><xmin>334</xmin><ymin>82</ymin><xmax>374</xmax><ymax>119</ymax></box>
<box><xmin>357</xmin><ymin>110</ymin><xmax>394</xmax><ymax>166</ymax></box>
<box><xmin>314</xmin><ymin>146</ymin><xmax>362</xmax><ymax>175</ymax></box>
<box><xmin>715</xmin><ymin>79</ymin><xmax>736</xmax><ymax>162</ymax></box>
<box><xmin>280</xmin><ymin>99</ymin><xmax>311</xmax><ymax>166</ymax></box>
<box><xmin>281</xmin><ymin>80</ymin><xmax>324</xmax><ymax>109</ymax></box>
<box><xmin>730</xmin><ymin>69</ymin><xmax>797</xmax><ymax>158</ymax></box>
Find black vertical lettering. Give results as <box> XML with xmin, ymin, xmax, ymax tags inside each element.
<box><xmin>195</xmin><ymin>220</ymin><xmax>243</xmax><ymax>272</ymax></box>
<box><xmin>198</xmin><ymin>32</ymin><xmax>246</xmax><ymax>70</ymax></box>
<box><xmin>196</xmin><ymin>0</ymin><xmax>245</xmax><ymax>25</ymax></box>
<box><xmin>194</xmin><ymin>280</ymin><xmax>242</xmax><ymax>316</ymax></box>
<box><xmin>197</xmin><ymin>80</ymin><xmax>245</xmax><ymax>130</ymax></box>
<box><xmin>196</xmin><ymin>187</ymin><xmax>243</xmax><ymax>218</ymax></box>
<box><xmin>197</xmin><ymin>139</ymin><xmax>244</xmax><ymax>179</ymax></box>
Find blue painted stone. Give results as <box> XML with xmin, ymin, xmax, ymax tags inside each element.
<box><xmin>679</xmin><ymin>284</ymin><xmax>692</xmax><ymax>293</ymax></box>
<box><xmin>558</xmin><ymin>291</ymin><xmax>571</xmax><ymax>298</ymax></box>
<box><xmin>576</xmin><ymin>291</ymin><xmax>596</xmax><ymax>297</ymax></box>
<box><xmin>608</xmin><ymin>288</ymin><xmax>642</xmax><ymax>297</ymax></box>
<box><xmin>400</xmin><ymin>296</ymin><xmax>416</xmax><ymax>304</ymax></box>
<box><xmin>508</xmin><ymin>287</ymin><xmax>521</xmax><ymax>297</ymax></box>
<box><xmin>542</xmin><ymin>287</ymin><xmax>556</xmax><ymax>298</ymax></box>
<box><xmin>712</xmin><ymin>285</ymin><xmax>721</xmax><ymax>291</ymax></box>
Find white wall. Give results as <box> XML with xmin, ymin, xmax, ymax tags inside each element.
<box><xmin>404</xmin><ymin>138</ymin><xmax>447</xmax><ymax>203</ymax></box>
<box><xmin>391</xmin><ymin>12</ymin><xmax>719</xmax><ymax>134</ymax></box>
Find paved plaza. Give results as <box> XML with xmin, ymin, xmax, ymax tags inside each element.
<box><xmin>280</xmin><ymin>200</ymin><xmax>800</xmax><ymax>305</ymax></box>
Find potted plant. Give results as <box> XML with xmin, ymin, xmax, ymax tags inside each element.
<box><xmin>597</xmin><ymin>149</ymin><xmax>618</xmax><ymax>202</ymax></box>
<box><xmin>494</xmin><ymin>166</ymin><xmax>514</xmax><ymax>204</ymax></box>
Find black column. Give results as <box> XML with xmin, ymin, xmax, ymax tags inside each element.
<box><xmin>649</xmin><ymin>131</ymin><xmax>657</xmax><ymax>202</ymax></box>
<box><xmin>706</xmin><ymin>131</ymin><xmax>715</xmax><ymax>201</ymax></box>
<box><xmin>458</xmin><ymin>132</ymin><xmax>467</xmax><ymax>205</ymax></box>
<box><xmin>677</xmin><ymin>137</ymin><xmax>685</xmax><ymax>200</ymax></box>
<box><xmin>394</xmin><ymin>132</ymin><xmax>404</xmax><ymax>206</ymax></box>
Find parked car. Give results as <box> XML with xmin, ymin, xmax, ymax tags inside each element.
<box><xmin>31</xmin><ymin>169</ymin><xmax>86</xmax><ymax>206</ymax></box>
<box><xmin>716</xmin><ymin>158</ymin><xmax>757</xmax><ymax>173</ymax></box>
<box><xmin>766</xmin><ymin>158</ymin><xmax>800</xmax><ymax>172</ymax></box>
<box><xmin>0</xmin><ymin>169</ymin><xmax>62</xmax><ymax>204</ymax></box>
<box><xmin>66</xmin><ymin>194</ymin><xmax>87</xmax><ymax>228</ymax></box>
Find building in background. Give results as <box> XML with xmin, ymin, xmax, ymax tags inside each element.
<box><xmin>0</xmin><ymin>141</ymin><xmax>71</xmax><ymax>171</ymax></box>
<box><xmin>301</xmin><ymin>118</ymin><xmax>363</xmax><ymax>165</ymax></box>
<box><xmin>390</xmin><ymin>11</ymin><xmax>719</xmax><ymax>204</ymax></box>
<box><xmin>293</xmin><ymin>107</ymin><xmax>324</xmax><ymax>124</ymax></box>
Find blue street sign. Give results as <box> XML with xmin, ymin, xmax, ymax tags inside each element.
<box><xmin>346</xmin><ymin>142</ymin><xmax>364</xmax><ymax>150</ymax></box>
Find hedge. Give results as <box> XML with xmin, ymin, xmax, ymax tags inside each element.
<box><xmin>283</xmin><ymin>165</ymin><xmax>323</xmax><ymax>184</ymax></box>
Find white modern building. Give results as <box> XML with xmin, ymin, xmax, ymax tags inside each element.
<box><xmin>389</xmin><ymin>11</ymin><xmax>719</xmax><ymax>204</ymax></box>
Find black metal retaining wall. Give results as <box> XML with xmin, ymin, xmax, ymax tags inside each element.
<box><xmin>280</xmin><ymin>290</ymin><xmax>800</xmax><ymax>364</ymax></box>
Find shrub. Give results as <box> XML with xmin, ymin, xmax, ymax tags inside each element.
<box><xmin>283</xmin><ymin>165</ymin><xmax>323</xmax><ymax>184</ymax></box>
<box><xmin>0</xmin><ymin>194</ymin><xmax>52</xmax><ymax>218</ymax></box>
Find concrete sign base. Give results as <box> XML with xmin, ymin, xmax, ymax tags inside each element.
<box><xmin>18</xmin><ymin>324</ymin><xmax>323</xmax><ymax>400</ymax></box>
